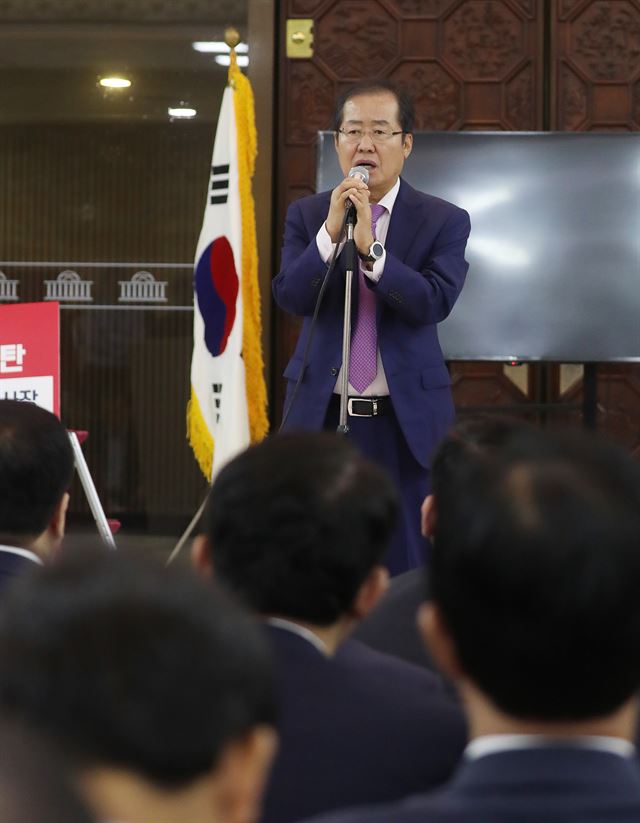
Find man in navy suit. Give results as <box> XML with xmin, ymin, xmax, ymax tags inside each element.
<box><xmin>193</xmin><ymin>432</ymin><xmax>467</xmax><ymax>823</ymax></box>
<box><xmin>0</xmin><ymin>400</ymin><xmax>74</xmax><ymax>589</ymax></box>
<box><xmin>273</xmin><ymin>79</ymin><xmax>471</xmax><ymax>575</ymax></box>
<box><xmin>302</xmin><ymin>426</ymin><xmax>640</xmax><ymax>823</ymax></box>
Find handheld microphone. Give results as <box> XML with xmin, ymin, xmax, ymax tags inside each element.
<box><xmin>345</xmin><ymin>165</ymin><xmax>370</xmax><ymax>225</ymax></box>
<box><xmin>348</xmin><ymin>165</ymin><xmax>370</xmax><ymax>185</ymax></box>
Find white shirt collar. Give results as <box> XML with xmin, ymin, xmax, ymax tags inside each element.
<box><xmin>465</xmin><ymin>733</ymin><xmax>636</xmax><ymax>761</ymax></box>
<box><xmin>0</xmin><ymin>545</ymin><xmax>43</xmax><ymax>565</ymax></box>
<box><xmin>375</xmin><ymin>177</ymin><xmax>400</xmax><ymax>215</ymax></box>
<box><xmin>264</xmin><ymin>617</ymin><xmax>328</xmax><ymax>656</ymax></box>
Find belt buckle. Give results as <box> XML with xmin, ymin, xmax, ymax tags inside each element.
<box><xmin>347</xmin><ymin>397</ymin><xmax>377</xmax><ymax>417</ymax></box>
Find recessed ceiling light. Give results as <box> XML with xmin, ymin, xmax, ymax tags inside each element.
<box><xmin>168</xmin><ymin>105</ymin><xmax>197</xmax><ymax>119</ymax></box>
<box><xmin>192</xmin><ymin>41</ymin><xmax>248</xmax><ymax>54</ymax></box>
<box><xmin>215</xmin><ymin>55</ymin><xmax>249</xmax><ymax>67</ymax></box>
<box><xmin>99</xmin><ymin>76</ymin><xmax>131</xmax><ymax>89</ymax></box>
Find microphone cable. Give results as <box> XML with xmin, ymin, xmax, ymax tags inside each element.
<box><xmin>278</xmin><ymin>206</ymin><xmax>351</xmax><ymax>432</ymax></box>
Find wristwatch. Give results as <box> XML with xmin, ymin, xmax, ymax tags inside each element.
<box><xmin>361</xmin><ymin>241</ymin><xmax>384</xmax><ymax>263</ymax></box>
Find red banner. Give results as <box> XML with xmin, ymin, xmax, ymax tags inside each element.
<box><xmin>0</xmin><ymin>302</ymin><xmax>60</xmax><ymax>416</ymax></box>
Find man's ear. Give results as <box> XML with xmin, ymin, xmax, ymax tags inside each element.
<box><xmin>51</xmin><ymin>492</ymin><xmax>70</xmax><ymax>541</ymax></box>
<box><xmin>31</xmin><ymin>492</ymin><xmax>69</xmax><ymax>562</ymax></box>
<box><xmin>351</xmin><ymin>565</ymin><xmax>389</xmax><ymax>620</ymax></box>
<box><xmin>402</xmin><ymin>132</ymin><xmax>413</xmax><ymax>159</ymax></box>
<box><xmin>417</xmin><ymin>602</ymin><xmax>464</xmax><ymax>681</ymax></box>
<box><xmin>215</xmin><ymin>726</ymin><xmax>278</xmax><ymax>823</ymax></box>
<box><xmin>191</xmin><ymin>534</ymin><xmax>214</xmax><ymax>578</ymax></box>
<box><xmin>420</xmin><ymin>494</ymin><xmax>437</xmax><ymax>537</ymax></box>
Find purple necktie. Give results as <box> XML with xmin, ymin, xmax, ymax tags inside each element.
<box><xmin>349</xmin><ymin>203</ymin><xmax>385</xmax><ymax>393</ymax></box>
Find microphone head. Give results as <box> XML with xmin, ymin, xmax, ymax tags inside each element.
<box><xmin>348</xmin><ymin>165</ymin><xmax>370</xmax><ymax>185</ymax></box>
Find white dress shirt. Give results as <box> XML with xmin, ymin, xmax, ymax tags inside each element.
<box><xmin>465</xmin><ymin>733</ymin><xmax>636</xmax><ymax>761</ymax></box>
<box><xmin>316</xmin><ymin>178</ymin><xmax>401</xmax><ymax>397</ymax></box>
<box><xmin>264</xmin><ymin>616</ymin><xmax>328</xmax><ymax>656</ymax></box>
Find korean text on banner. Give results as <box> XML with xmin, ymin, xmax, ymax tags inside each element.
<box><xmin>0</xmin><ymin>302</ymin><xmax>60</xmax><ymax>416</ymax></box>
<box><xmin>187</xmin><ymin>53</ymin><xmax>268</xmax><ymax>481</ymax></box>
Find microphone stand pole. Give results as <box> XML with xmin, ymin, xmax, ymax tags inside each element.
<box><xmin>337</xmin><ymin>209</ymin><xmax>357</xmax><ymax>435</ymax></box>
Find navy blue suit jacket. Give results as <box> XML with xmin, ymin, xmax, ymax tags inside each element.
<box><xmin>353</xmin><ymin>568</ymin><xmax>437</xmax><ymax>672</ymax></box>
<box><xmin>260</xmin><ymin>626</ymin><xmax>466</xmax><ymax>823</ymax></box>
<box><xmin>273</xmin><ymin>179</ymin><xmax>470</xmax><ymax>468</ymax></box>
<box><xmin>300</xmin><ymin>748</ymin><xmax>640</xmax><ymax>823</ymax></box>
<box><xmin>0</xmin><ymin>547</ymin><xmax>39</xmax><ymax>594</ymax></box>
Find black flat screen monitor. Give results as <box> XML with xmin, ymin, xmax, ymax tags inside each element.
<box><xmin>316</xmin><ymin>132</ymin><xmax>640</xmax><ymax>362</ymax></box>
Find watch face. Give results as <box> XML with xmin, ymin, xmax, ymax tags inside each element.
<box><xmin>371</xmin><ymin>241</ymin><xmax>384</xmax><ymax>259</ymax></box>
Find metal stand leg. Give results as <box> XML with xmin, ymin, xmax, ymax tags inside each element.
<box><xmin>68</xmin><ymin>432</ymin><xmax>116</xmax><ymax>549</ymax></box>
<box><xmin>582</xmin><ymin>363</ymin><xmax>598</xmax><ymax>430</ymax></box>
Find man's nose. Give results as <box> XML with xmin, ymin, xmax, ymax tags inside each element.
<box><xmin>356</xmin><ymin>131</ymin><xmax>375</xmax><ymax>150</ymax></box>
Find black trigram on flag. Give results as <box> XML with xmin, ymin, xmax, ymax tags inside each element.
<box><xmin>213</xmin><ymin>383</ymin><xmax>222</xmax><ymax>423</ymax></box>
<box><xmin>210</xmin><ymin>164</ymin><xmax>229</xmax><ymax>205</ymax></box>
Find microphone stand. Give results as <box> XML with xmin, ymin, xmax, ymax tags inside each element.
<box><xmin>337</xmin><ymin>206</ymin><xmax>357</xmax><ymax>435</ymax></box>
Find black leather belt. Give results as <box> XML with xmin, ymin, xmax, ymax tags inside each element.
<box><xmin>330</xmin><ymin>395</ymin><xmax>392</xmax><ymax>417</ymax></box>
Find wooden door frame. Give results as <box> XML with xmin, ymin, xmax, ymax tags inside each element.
<box><xmin>248</xmin><ymin>0</ymin><xmax>276</xmax><ymax>405</ymax></box>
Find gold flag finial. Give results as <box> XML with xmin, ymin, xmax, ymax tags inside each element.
<box><xmin>224</xmin><ymin>27</ymin><xmax>241</xmax><ymax>50</ymax></box>
<box><xmin>225</xmin><ymin>27</ymin><xmax>242</xmax><ymax>84</ymax></box>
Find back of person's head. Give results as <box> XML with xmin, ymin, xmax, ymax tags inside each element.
<box><xmin>0</xmin><ymin>399</ymin><xmax>73</xmax><ymax>545</ymax></box>
<box><xmin>430</xmin><ymin>416</ymin><xmax>528</xmax><ymax>502</ymax></box>
<box><xmin>202</xmin><ymin>432</ymin><xmax>398</xmax><ymax>625</ymax></box>
<box><xmin>0</xmin><ymin>718</ymin><xmax>94</xmax><ymax>823</ymax></box>
<box><xmin>423</xmin><ymin>416</ymin><xmax>528</xmax><ymax>537</ymax></box>
<box><xmin>0</xmin><ymin>549</ymin><xmax>277</xmax><ymax>792</ymax></box>
<box><xmin>429</xmin><ymin>425</ymin><xmax>640</xmax><ymax>721</ymax></box>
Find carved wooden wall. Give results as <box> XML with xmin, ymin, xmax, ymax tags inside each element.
<box><xmin>273</xmin><ymin>0</ymin><xmax>639</xmax><ymax>451</ymax></box>
<box><xmin>552</xmin><ymin>0</ymin><xmax>640</xmax><ymax>456</ymax></box>
<box><xmin>553</xmin><ymin>0</ymin><xmax>640</xmax><ymax>131</ymax></box>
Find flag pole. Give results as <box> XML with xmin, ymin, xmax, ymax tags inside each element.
<box><xmin>172</xmin><ymin>28</ymin><xmax>242</xmax><ymax>566</ymax></box>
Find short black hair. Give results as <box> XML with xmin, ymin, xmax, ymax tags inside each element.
<box><xmin>333</xmin><ymin>79</ymin><xmax>415</xmax><ymax>134</ymax></box>
<box><xmin>203</xmin><ymin>432</ymin><xmax>398</xmax><ymax>625</ymax></box>
<box><xmin>430</xmin><ymin>426</ymin><xmax>640</xmax><ymax>720</ymax></box>
<box><xmin>0</xmin><ymin>400</ymin><xmax>74</xmax><ymax>540</ymax></box>
<box><xmin>431</xmin><ymin>415</ymin><xmax>529</xmax><ymax>505</ymax></box>
<box><xmin>0</xmin><ymin>550</ymin><xmax>277</xmax><ymax>787</ymax></box>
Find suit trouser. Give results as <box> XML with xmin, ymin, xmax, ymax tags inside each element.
<box><xmin>324</xmin><ymin>396</ymin><xmax>430</xmax><ymax>576</ymax></box>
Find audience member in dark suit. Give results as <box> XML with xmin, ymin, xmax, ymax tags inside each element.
<box><xmin>193</xmin><ymin>432</ymin><xmax>467</xmax><ymax>823</ymax></box>
<box><xmin>0</xmin><ymin>400</ymin><xmax>74</xmax><ymax>587</ymax></box>
<box><xmin>353</xmin><ymin>417</ymin><xmax>523</xmax><ymax>677</ymax></box>
<box><xmin>302</xmin><ymin>425</ymin><xmax>640</xmax><ymax>823</ymax></box>
<box><xmin>0</xmin><ymin>551</ymin><xmax>277</xmax><ymax>823</ymax></box>
<box><xmin>352</xmin><ymin>567</ymin><xmax>430</xmax><ymax>669</ymax></box>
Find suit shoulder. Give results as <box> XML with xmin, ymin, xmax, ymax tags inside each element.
<box><xmin>420</xmin><ymin>191</ymin><xmax>468</xmax><ymax>222</ymax></box>
<box><xmin>337</xmin><ymin>638</ymin><xmax>441</xmax><ymax>691</ymax></box>
<box><xmin>284</xmin><ymin>190</ymin><xmax>332</xmax><ymax>236</ymax></box>
<box><xmin>400</xmin><ymin>180</ymin><xmax>469</xmax><ymax>223</ymax></box>
<box><xmin>298</xmin><ymin>798</ymin><xmax>430</xmax><ymax>823</ymax></box>
<box><xmin>285</xmin><ymin>190</ymin><xmax>331</xmax><ymax>216</ymax></box>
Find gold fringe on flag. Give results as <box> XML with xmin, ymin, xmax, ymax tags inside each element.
<box><xmin>187</xmin><ymin>388</ymin><xmax>215</xmax><ymax>481</ymax></box>
<box><xmin>229</xmin><ymin>52</ymin><xmax>269</xmax><ymax>446</ymax></box>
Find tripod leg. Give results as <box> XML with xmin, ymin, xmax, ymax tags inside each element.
<box><xmin>166</xmin><ymin>494</ymin><xmax>209</xmax><ymax>566</ymax></box>
<box><xmin>68</xmin><ymin>432</ymin><xmax>116</xmax><ymax>549</ymax></box>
